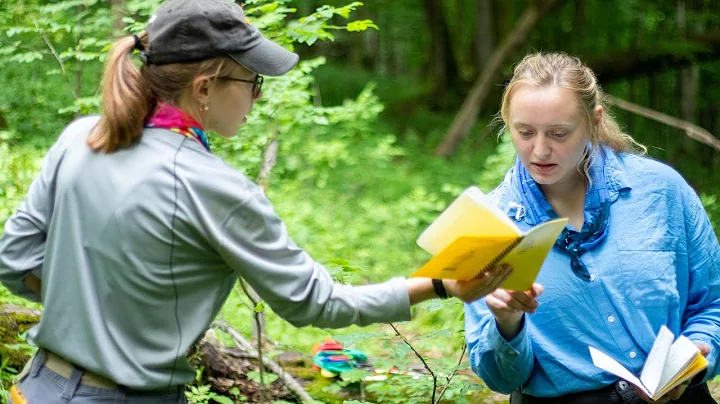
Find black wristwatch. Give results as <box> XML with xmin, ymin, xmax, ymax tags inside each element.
<box><xmin>432</xmin><ymin>278</ymin><xmax>449</xmax><ymax>299</ymax></box>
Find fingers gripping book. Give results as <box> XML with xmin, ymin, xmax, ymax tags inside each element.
<box><xmin>411</xmin><ymin>186</ymin><xmax>568</xmax><ymax>291</ymax></box>
<box><xmin>589</xmin><ymin>326</ymin><xmax>708</xmax><ymax>401</ymax></box>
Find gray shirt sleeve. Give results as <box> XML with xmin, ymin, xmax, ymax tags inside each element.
<box><xmin>0</xmin><ymin>127</ymin><xmax>71</xmax><ymax>302</ymax></box>
<box><xmin>214</xmin><ymin>185</ymin><xmax>412</xmax><ymax>328</ymax></box>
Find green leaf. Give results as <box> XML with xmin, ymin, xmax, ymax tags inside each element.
<box><xmin>9</xmin><ymin>52</ymin><xmax>43</xmax><ymax>63</ymax></box>
<box><xmin>346</xmin><ymin>20</ymin><xmax>378</xmax><ymax>32</ymax></box>
<box><xmin>334</xmin><ymin>2</ymin><xmax>364</xmax><ymax>19</ymax></box>
<box><xmin>328</xmin><ymin>258</ymin><xmax>350</xmax><ymax>266</ymax></box>
<box><xmin>210</xmin><ymin>395</ymin><xmax>234</xmax><ymax>404</ymax></box>
<box><xmin>247</xmin><ymin>370</ymin><xmax>279</xmax><ymax>385</ymax></box>
<box><xmin>253</xmin><ymin>301</ymin><xmax>266</xmax><ymax>313</ymax></box>
<box><xmin>340</xmin><ymin>369</ymin><xmax>368</xmax><ymax>383</ymax></box>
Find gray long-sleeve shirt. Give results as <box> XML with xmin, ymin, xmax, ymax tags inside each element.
<box><xmin>0</xmin><ymin>116</ymin><xmax>411</xmax><ymax>390</ymax></box>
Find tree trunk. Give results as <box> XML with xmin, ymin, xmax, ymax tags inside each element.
<box><xmin>376</xmin><ymin>9</ymin><xmax>388</xmax><ymax>75</ymax></box>
<box><xmin>364</xmin><ymin>7</ymin><xmax>380</xmax><ymax>71</ymax></box>
<box><xmin>111</xmin><ymin>0</ymin><xmax>125</xmax><ymax>37</ymax></box>
<box><xmin>422</xmin><ymin>0</ymin><xmax>450</xmax><ymax>104</ymax></box>
<box><xmin>474</xmin><ymin>0</ymin><xmax>494</xmax><ymax>71</ymax></box>
<box><xmin>434</xmin><ymin>0</ymin><xmax>568</xmax><ymax>157</ymax></box>
<box><xmin>676</xmin><ymin>0</ymin><xmax>699</xmax><ymax>122</ymax></box>
<box><xmin>677</xmin><ymin>0</ymin><xmax>700</xmax><ymax>156</ymax></box>
<box><xmin>348</xmin><ymin>6</ymin><xmax>366</xmax><ymax>70</ymax></box>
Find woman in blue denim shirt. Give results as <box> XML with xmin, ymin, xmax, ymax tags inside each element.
<box><xmin>464</xmin><ymin>52</ymin><xmax>720</xmax><ymax>404</ymax></box>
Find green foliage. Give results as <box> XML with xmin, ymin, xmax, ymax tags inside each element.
<box><xmin>0</xmin><ymin>316</ymin><xmax>38</xmax><ymax>401</ymax></box>
<box><xmin>185</xmin><ymin>384</ymin><xmax>234</xmax><ymax>404</ymax></box>
<box><xmin>0</xmin><ymin>144</ymin><xmax>42</xmax><ymax>226</ymax></box>
<box><xmin>0</xmin><ymin>356</ymin><xmax>17</xmax><ymax>404</ymax></box>
<box><xmin>284</xmin><ymin>2</ymin><xmax>375</xmax><ymax>45</ymax></box>
<box><xmin>247</xmin><ymin>370</ymin><xmax>280</xmax><ymax>386</ymax></box>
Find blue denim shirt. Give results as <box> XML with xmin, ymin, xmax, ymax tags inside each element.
<box><xmin>464</xmin><ymin>151</ymin><xmax>720</xmax><ymax>397</ymax></box>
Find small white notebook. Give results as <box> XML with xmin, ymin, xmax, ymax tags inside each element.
<box><xmin>589</xmin><ymin>326</ymin><xmax>708</xmax><ymax>401</ymax></box>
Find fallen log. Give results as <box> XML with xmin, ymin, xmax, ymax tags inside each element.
<box><xmin>212</xmin><ymin>320</ymin><xmax>315</xmax><ymax>403</ymax></box>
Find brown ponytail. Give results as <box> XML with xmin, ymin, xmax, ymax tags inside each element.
<box><xmin>88</xmin><ymin>32</ymin><xmax>154</xmax><ymax>153</ymax></box>
<box><xmin>89</xmin><ymin>33</ymin><xmax>241</xmax><ymax>153</ymax></box>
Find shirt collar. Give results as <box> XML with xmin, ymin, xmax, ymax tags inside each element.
<box><xmin>501</xmin><ymin>147</ymin><xmax>632</xmax><ymax>226</ymax></box>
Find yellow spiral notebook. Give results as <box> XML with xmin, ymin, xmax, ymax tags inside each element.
<box><xmin>411</xmin><ymin>186</ymin><xmax>568</xmax><ymax>291</ymax></box>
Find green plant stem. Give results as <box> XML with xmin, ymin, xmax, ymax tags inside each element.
<box><xmin>240</xmin><ymin>280</ymin><xmax>268</xmax><ymax>403</ymax></box>
<box><xmin>388</xmin><ymin>323</ymin><xmax>437</xmax><ymax>403</ymax></box>
<box><xmin>434</xmin><ymin>343</ymin><xmax>467</xmax><ymax>403</ymax></box>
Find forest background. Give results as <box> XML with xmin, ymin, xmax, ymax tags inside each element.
<box><xmin>1</xmin><ymin>0</ymin><xmax>720</xmax><ymax>403</ymax></box>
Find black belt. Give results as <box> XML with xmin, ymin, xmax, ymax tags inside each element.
<box><xmin>510</xmin><ymin>381</ymin><xmax>717</xmax><ymax>404</ymax></box>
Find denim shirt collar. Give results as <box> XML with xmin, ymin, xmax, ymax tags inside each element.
<box><xmin>499</xmin><ymin>147</ymin><xmax>632</xmax><ymax>227</ymax></box>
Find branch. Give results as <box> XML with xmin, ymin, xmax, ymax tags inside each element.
<box><xmin>434</xmin><ymin>0</ymin><xmax>569</xmax><ymax>157</ymax></box>
<box><xmin>213</xmin><ymin>320</ymin><xmax>315</xmax><ymax>403</ymax></box>
<box><xmin>33</xmin><ymin>20</ymin><xmax>79</xmax><ymax>100</ymax></box>
<box><xmin>434</xmin><ymin>343</ymin><xmax>467</xmax><ymax>403</ymax></box>
<box><xmin>604</xmin><ymin>94</ymin><xmax>720</xmax><ymax>152</ymax></box>
<box><xmin>388</xmin><ymin>323</ymin><xmax>437</xmax><ymax>402</ymax></box>
<box><xmin>257</xmin><ymin>122</ymin><xmax>280</xmax><ymax>191</ymax></box>
<box><xmin>240</xmin><ymin>281</ymin><xmax>269</xmax><ymax>403</ymax></box>
<box><xmin>589</xmin><ymin>31</ymin><xmax>720</xmax><ymax>82</ymax></box>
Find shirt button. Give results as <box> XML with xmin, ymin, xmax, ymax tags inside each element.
<box><xmin>607</xmin><ymin>315</ymin><xmax>615</xmax><ymax>323</ymax></box>
<box><xmin>589</xmin><ymin>274</ymin><xmax>596</xmax><ymax>281</ymax></box>
<box><xmin>629</xmin><ymin>351</ymin><xmax>637</xmax><ymax>358</ymax></box>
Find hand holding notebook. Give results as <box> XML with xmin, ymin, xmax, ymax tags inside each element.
<box><xmin>412</xmin><ymin>186</ymin><xmax>567</xmax><ymax>291</ymax></box>
<box><xmin>589</xmin><ymin>326</ymin><xmax>708</xmax><ymax>402</ymax></box>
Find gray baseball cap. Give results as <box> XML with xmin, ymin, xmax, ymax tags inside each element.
<box><xmin>143</xmin><ymin>0</ymin><xmax>299</xmax><ymax>76</ymax></box>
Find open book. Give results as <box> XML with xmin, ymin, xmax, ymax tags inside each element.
<box><xmin>589</xmin><ymin>326</ymin><xmax>708</xmax><ymax>401</ymax></box>
<box><xmin>411</xmin><ymin>186</ymin><xmax>567</xmax><ymax>291</ymax></box>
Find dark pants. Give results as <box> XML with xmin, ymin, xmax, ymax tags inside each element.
<box><xmin>510</xmin><ymin>380</ymin><xmax>718</xmax><ymax>404</ymax></box>
<box><xmin>12</xmin><ymin>350</ymin><xmax>187</xmax><ymax>404</ymax></box>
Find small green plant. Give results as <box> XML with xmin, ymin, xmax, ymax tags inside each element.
<box><xmin>184</xmin><ymin>384</ymin><xmax>234</xmax><ymax>404</ymax></box>
<box><xmin>0</xmin><ymin>356</ymin><xmax>19</xmax><ymax>403</ymax></box>
<box><xmin>247</xmin><ymin>369</ymin><xmax>279</xmax><ymax>386</ymax></box>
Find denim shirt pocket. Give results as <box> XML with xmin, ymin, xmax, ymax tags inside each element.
<box><xmin>615</xmin><ymin>237</ymin><xmax>680</xmax><ymax>310</ymax></box>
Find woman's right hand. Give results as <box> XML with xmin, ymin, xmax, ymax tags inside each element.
<box><xmin>485</xmin><ymin>283</ymin><xmax>544</xmax><ymax>340</ymax></box>
<box><xmin>443</xmin><ymin>264</ymin><xmax>513</xmax><ymax>303</ymax></box>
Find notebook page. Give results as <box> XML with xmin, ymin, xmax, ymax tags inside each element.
<box><xmin>589</xmin><ymin>347</ymin><xmax>650</xmax><ymax>397</ymax></box>
<box><xmin>639</xmin><ymin>326</ymin><xmax>674</xmax><ymax>395</ymax></box>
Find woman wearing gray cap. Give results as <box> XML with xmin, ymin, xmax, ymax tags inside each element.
<box><xmin>0</xmin><ymin>0</ymin><xmax>511</xmax><ymax>402</ymax></box>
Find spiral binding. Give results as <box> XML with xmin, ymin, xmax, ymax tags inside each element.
<box><xmin>469</xmin><ymin>236</ymin><xmax>524</xmax><ymax>280</ymax></box>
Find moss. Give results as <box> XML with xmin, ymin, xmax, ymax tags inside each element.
<box><xmin>300</xmin><ymin>377</ymin><xmax>346</xmax><ymax>404</ymax></box>
<box><xmin>283</xmin><ymin>365</ymin><xmax>358</xmax><ymax>404</ymax></box>
<box><xmin>284</xmin><ymin>365</ymin><xmax>318</xmax><ymax>381</ymax></box>
<box><xmin>0</xmin><ymin>304</ymin><xmax>41</xmax><ymax>370</ymax></box>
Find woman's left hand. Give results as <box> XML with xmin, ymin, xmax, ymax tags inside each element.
<box><xmin>635</xmin><ymin>343</ymin><xmax>710</xmax><ymax>403</ymax></box>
